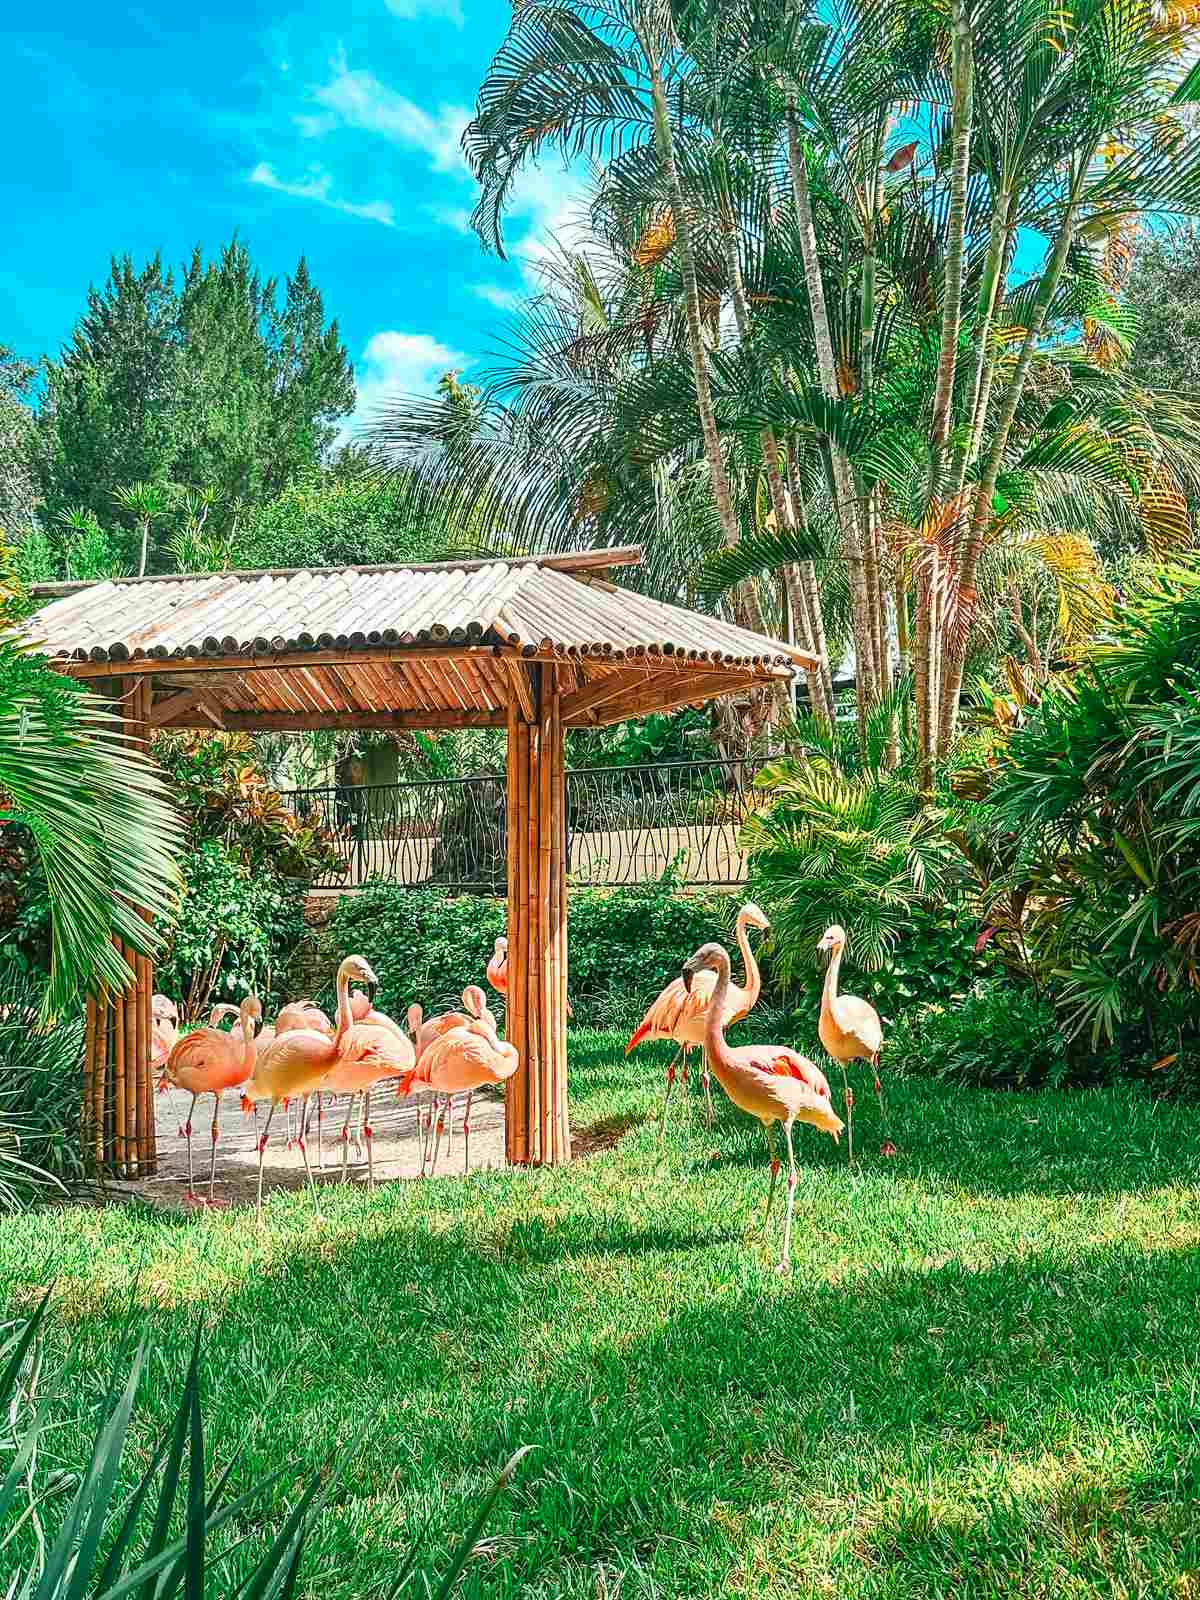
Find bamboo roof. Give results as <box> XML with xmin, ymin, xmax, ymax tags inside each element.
<box><xmin>25</xmin><ymin>546</ymin><xmax>816</xmax><ymax>732</ymax></box>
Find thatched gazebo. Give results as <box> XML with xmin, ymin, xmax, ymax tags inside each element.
<box><xmin>25</xmin><ymin>545</ymin><xmax>815</xmax><ymax>1177</ymax></box>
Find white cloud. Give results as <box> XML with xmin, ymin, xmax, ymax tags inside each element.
<box><xmin>472</xmin><ymin>283</ymin><xmax>523</xmax><ymax>311</ymax></box>
<box><xmin>430</xmin><ymin>204</ymin><xmax>473</xmax><ymax>234</ymax></box>
<box><xmin>294</xmin><ymin>110</ymin><xmax>338</xmax><ymax>138</ymax></box>
<box><xmin>344</xmin><ymin>330</ymin><xmax>468</xmax><ymax>440</ymax></box>
<box><xmin>384</xmin><ymin>0</ymin><xmax>464</xmax><ymax>26</ymax></box>
<box><xmin>247</xmin><ymin>161</ymin><xmax>394</xmax><ymax>226</ymax></box>
<box><xmin>312</xmin><ymin>55</ymin><xmax>469</xmax><ymax>174</ymax></box>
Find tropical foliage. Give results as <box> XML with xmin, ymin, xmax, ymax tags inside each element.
<box><xmin>967</xmin><ymin>554</ymin><xmax>1200</xmax><ymax>1060</ymax></box>
<box><xmin>0</xmin><ymin>638</ymin><xmax>182</xmax><ymax>1011</ymax></box>
<box><xmin>368</xmin><ymin>0</ymin><xmax>1200</xmax><ymax>773</ymax></box>
<box><xmin>0</xmin><ymin>1294</ymin><xmax>528</xmax><ymax>1597</ymax></box>
<box><xmin>0</xmin><ymin>971</ymin><xmax>83</xmax><ymax>1210</ymax></box>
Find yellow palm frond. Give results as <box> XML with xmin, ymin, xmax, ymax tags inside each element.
<box><xmin>1024</xmin><ymin>532</ymin><xmax>1113</xmax><ymax>646</ymax></box>
<box><xmin>632</xmin><ymin>212</ymin><xmax>676</xmax><ymax>268</ymax></box>
<box><xmin>1139</xmin><ymin>469</ymin><xmax>1195</xmax><ymax>559</ymax></box>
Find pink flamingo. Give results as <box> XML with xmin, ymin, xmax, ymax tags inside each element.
<box><xmin>682</xmin><ymin>942</ymin><xmax>842</xmax><ymax>1273</ymax></box>
<box><xmin>398</xmin><ymin>1007</ymin><xmax>518</xmax><ymax>1174</ymax></box>
<box><xmin>406</xmin><ymin>987</ymin><xmax>494</xmax><ymax>1171</ymax></box>
<box><xmin>487</xmin><ymin>936</ymin><xmax>574</xmax><ymax>1018</ymax></box>
<box><xmin>817</xmin><ymin>924</ymin><xmax>891</xmax><ymax>1162</ymax></box>
<box><xmin>161</xmin><ymin>995</ymin><xmax>262</xmax><ymax>1205</ymax></box>
<box><xmin>626</xmin><ymin>902</ymin><xmax>770</xmax><ymax>1133</ymax></box>
<box><xmin>150</xmin><ymin>996</ymin><xmax>179</xmax><ymax>1074</ymax></box>
<box><xmin>241</xmin><ymin>956</ymin><xmax>401</xmax><ymax>1220</ymax></box>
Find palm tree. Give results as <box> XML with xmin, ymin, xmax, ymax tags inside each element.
<box><xmin>112</xmin><ymin>480</ymin><xmax>171</xmax><ymax>577</ymax></box>
<box><xmin>0</xmin><ymin>638</ymin><xmax>182</xmax><ymax>1012</ymax></box>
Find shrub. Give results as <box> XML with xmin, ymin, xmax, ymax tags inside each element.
<box><xmin>157</xmin><ymin>841</ymin><xmax>305</xmax><ymax>1019</ymax></box>
<box><xmin>888</xmin><ymin>982</ymin><xmax>1072</xmax><ymax>1091</ymax></box>
<box><xmin>0</xmin><ymin>970</ymin><xmax>84</xmax><ymax>1206</ymax></box>
<box><xmin>326</xmin><ymin>878</ymin><xmax>741</xmax><ymax>1027</ymax></box>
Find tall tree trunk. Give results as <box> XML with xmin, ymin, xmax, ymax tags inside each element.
<box><xmin>718</xmin><ymin>192</ymin><xmax>835</xmax><ymax>727</ymax></box>
<box><xmin>786</xmin><ymin>107</ymin><xmax>876</xmax><ymax>743</ymax></box>
<box><xmin>937</xmin><ymin>169</ymin><xmax>1089</xmax><ymax>749</ymax></box>
<box><xmin>926</xmin><ymin>0</ymin><xmax>975</xmax><ymax>498</ymax></box>
<box><xmin>648</xmin><ymin>68</ymin><xmax>745</xmax><ymax>573</ymax></box>
<box><xmin>949</xmin><ymin>194</ymin><xmax>1012</xmax><ymax>499</ymax></box>
<box><xmin>138</xmin><ymin>516</ymin><xmax>150</xmax><ymax>578</ymax></box>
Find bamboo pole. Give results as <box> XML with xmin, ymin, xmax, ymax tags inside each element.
<box><xmin>95</xmin><ymin>992</ymin><xmax>108</xmax><ymax>1171</ymax></box>
<box><xmin>553</xmin><ymin>685</ymin><xmax>570</xmax><ymax>1162</ymax></box>
<box><xmin>537</xmin><ymin>685</ymin><xmax>553</xmax><ymax>1164</ymax></box>
<box><xmin>525</xmin><ymin>714</ymin><xmax>542</xmax><ymax>1164</ymax></box>
<box><xmin>135</xmin><ymin>952</ymin><xmax>149</xmax><ymax>1173</ymax></box>
<box><xmin>124</xmin><ymin>942</ymin><xmax>138</xmax><ymax>1178</ymax></box>
<box><xmin>83</xmin><ymin>993</ymin><xmax>96</xmax><ymax>1174</ymax></box>
<box><xmin>112</xmin><ymin>938</ymin><xmax>127</xmax><ymax>1178</ymax></box>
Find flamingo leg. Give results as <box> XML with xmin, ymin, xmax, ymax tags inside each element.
<box><xmin>431</xmin><ymin>1096</ymin><xmax>446</xmax><ymax>1174</ymax></box>
<box><xmin>183</xmin><ymin>1091</ymin><xmax>199</xmax><ymax>1199</ymax></box>
<box><xmin>296</xmin><ymin>1099</ymin><xmax>322</xmax><ymax>1220</ymax></box>
<box><xmin>837</xmin><ymin>1064</ymin><xmax>854</xmax><ymax>1166</ymax></box>
<box><xmin>760</xmin><ymin>1122</ymin><xmax>781</xmax><ymax>1238</ymax></box>
<box><xmin>351</xmin><ymin>1097</ymin><xmax>365</xmax><ymax>1163</ymax></box>
<box><xmin>339</xmin><ymin>1094</ymin><xmax>356</xmax><ymax>1183</ymax></box>
<box><xmin>255</xmin><ymin>1104</ymin><xmax>277</xmax><ymax>1224</ymax></box>
<box><xmin>873</xmin><ymin>1053</ymin><xmax>897</xmax><ymax>1156</ymax></box>
<box><xmin>777</xmin><ymin>1119</ymin><xmax>798</xmax><ymax>1275</ymax></box>
<box><xmin>700</xmin><ymin>1047</ymin><xmax>715</xmax><ymax>1128</ymax></box>
<box><xmin>207</xmin><ymin>1091</ymin><xmax>222</xmax><ymax>1203</ymax></box>
<box><xmin>656</xmin><ymin>1047</ymin><xmax>683</xmax><ymax>1149</ymax></box>
<box><xmin>463</xmin><ymin>1090</ymin><xmax>473</xmax><ymax>1175</ymax></box>
<box><xmin>316</xmin><ymin>1092</ymin><xmax>326</xmax><ymax>1172</ymax></box>
<box><xmin>363</xmin><ymin>1088</ymin><xmax>374</xmax><ymax>1192</ymax></box>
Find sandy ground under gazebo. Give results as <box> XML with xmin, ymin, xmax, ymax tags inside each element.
<box><xmin>120</xmin><ymin>1079</ymin><xmax>505</xmax><ymax>1210</ymax></box>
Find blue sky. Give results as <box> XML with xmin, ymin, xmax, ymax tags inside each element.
<box><xmin>3</xmin><ymin>1</ymin><xmax>585</xmax><ymax>432</ymax></box>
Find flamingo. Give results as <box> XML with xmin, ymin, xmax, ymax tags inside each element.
<box><xmin>318</xmin><ymin>988</ymin><xmax>414</xmax><ymax>1187</ymax></box>
<box><xmin>487</xmin><ymin>936</ymin><xmax>574</xmax><ymax>1018</ymax></box>
<box><xmin>681</xmin><ymin>942</ymin><xmax>842</xmax><ymax>1274</ymax></box>
<box><xmin>241</xmin><ymin>955</ymin><xmax>388</xmax><ymax>1220</ymax></box>
<box><xmin>626</xmin><ymin>902</ymin><xmax>770</xmax><ymax>1133</ymax></box>
<box><xmin>150</xmin><ymin>996</ymin><xmax>179</xmax><ymax>1074</ymax></box>
<box><xmin>161</xmin><ymin>995</ymin><xmax>262</xmax><ymax>1205</ymax></box>
<box><xmin>817</xmin><ymin>924</ymin><xmax>892</xmax><ymax>1162</ymax></box>
<box><xmin>406</xmin><ymin>987</ymin><xmax>494</xmax><ymax>1173</ymax></box>
<box><xmin>398</xmin><ymin>1008</ymin><xmax>518</xmax><ymax>1174</ymax></box>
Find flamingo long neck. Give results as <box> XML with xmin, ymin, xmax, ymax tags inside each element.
<box><xmin>821</xmin><ymin>943</ymin><xmax>844</xmax><ymax>1026</ymax></box>
<box><xmin>735</xmin><ymin>913</ymin><xmax>761</xmax><ymax>1007</ymax></box>
<box><xmin>239</xmin><ymin>1009</ymin><xmax>257</xmax><ymax>1075</ymax></box>
<box><xmin>334</xmin><ymin>967</ymin><xmax>355</xmax><ymax>1048</ymax></box>
<box><xmin>701</xmin><ymin>955</ymin><xmax>736</xmax><ymax>1078</ymax></box>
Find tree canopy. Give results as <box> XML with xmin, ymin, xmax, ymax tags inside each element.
<box><xmin>32</xmin><ymin>240</ymin><xmax>355</xmax><ymax>565</ymax></box>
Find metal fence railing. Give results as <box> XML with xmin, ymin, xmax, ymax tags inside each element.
<box><xmin>283</xmin><ymin>758</ymin><xmax>759</xmax><ymax>893</ymax></box>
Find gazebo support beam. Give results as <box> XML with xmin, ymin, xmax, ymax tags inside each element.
<box><xmin>84</xmin><ymin>677</ymin><xmax>157</xmax><ymax>1179</ymax></box>
<box><xmin>505</xmin><ymin>668</ymin><xmax>570</xmax><ymax>1166</ymax></box>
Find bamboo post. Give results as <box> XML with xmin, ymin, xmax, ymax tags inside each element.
<box><xmin>134</xmin><ymin>950</ymin><xmax>148</xmax><ymax>1174</ymax></box>
<box><xmin>112</xmin><ymin>937</ymin><xmax>127</xmax><ymax>1178</ymax></box>
<box><xmin>96</xmin><ymin>992</ymin><xmax>109</xmax><ymax>1170</ymax></box>
<box><xmin>123</xmin><ymin>942</ymin><xmax>137</xmax><ymax>1178</ymax></box>
<box><xmin>83</xmin><ymin>993</ymin><xmax>96</xmax><ymax>1175</ymax></box>
<box><xmin>505</xmin><ymin>665</ymin><xmax>570</xmax><ymax>1165</ymax></box>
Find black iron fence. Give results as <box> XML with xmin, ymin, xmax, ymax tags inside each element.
<box><xmin>283</xmin><ymin>758</ymin><xmax>760</xmax><ymax>892</ymax></box>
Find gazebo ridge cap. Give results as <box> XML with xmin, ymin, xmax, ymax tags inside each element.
<box><xmin>28</xmin><ymin>543</ymin><xmax>645</xmax><ymax>599</ymax></box>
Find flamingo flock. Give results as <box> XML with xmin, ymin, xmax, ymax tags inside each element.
<box><xmin>156</xmin><ymin>952</ymin><xmax>517</xmax><ymax>1218</ymax></box>
<box><xmin>152</xmin><ymin>908</ymin><xmax>890</xmax><ymax>1272</ymax></box>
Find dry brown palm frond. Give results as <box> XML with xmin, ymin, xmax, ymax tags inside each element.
<box><xmin>632</xmin><ymin>211</ymin><xmax>676</xmax><ymax>269</ymax></box>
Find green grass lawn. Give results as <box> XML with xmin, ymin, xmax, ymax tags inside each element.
<box><xmin>3</xmin><ymin>1028</ymin><xmax>1200</xmax><ymax>1598</ymax></box>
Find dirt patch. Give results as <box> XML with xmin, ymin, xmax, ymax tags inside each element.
<box><xmin>128</xmin><ymin>1078</ymin><xmax>507</xmax><ymax>1211</ymax></box>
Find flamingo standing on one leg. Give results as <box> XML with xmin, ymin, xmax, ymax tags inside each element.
<box><xmin>398</xmin><ymin>1010</ymin><xmax>518</xmax><ymax>1175</ymax></box>
<box><xmin>681</xmin><ymin>942</ymin><xmax>842</xmax><ymax>1274</ymax></box>
<box><xmin>161</xmin><ymin>996</ymin><xmax>262</xmax><ymax>1205</ymax></box>
<box><xmin>241</xmin><ymin>956</ymin><xmax>382</xmax><ymax>1222</ymax></box>
<box><xmin>626</xmin><ymin>902</ymin><xmax>770</xmax><ymax>1134</ymax></box>
<box><xmin>487</xmin><ymin>936</ymin><xmax>574</xmax><ymax>1019</ymax></box>
<box><xmin>817</xmin><ymin>924</ymin><xmax>891</xmax><ymax>1163</ymax></box>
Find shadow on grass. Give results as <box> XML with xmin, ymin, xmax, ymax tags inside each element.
<box><xmin>571</xmin><ymin>1035</ymin><xmax>1200</xmax><ymax>1201</ymax></box>
<box><xmin>23</xmin><ymin>1208</ymin><xmax>1200</xmax><ymax>1597</ymax></box>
